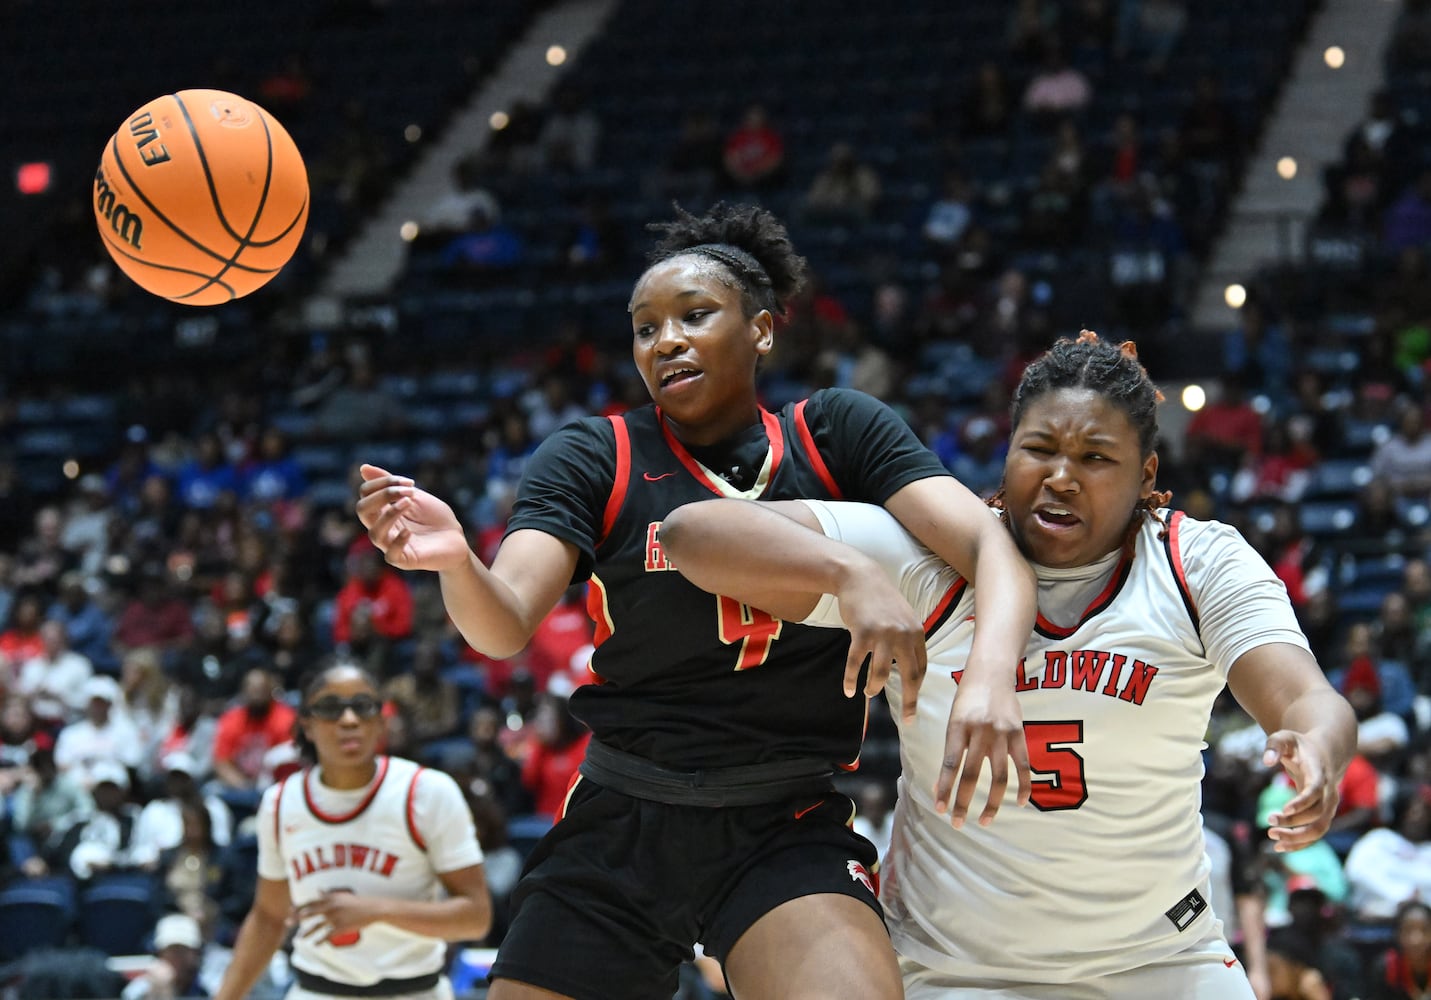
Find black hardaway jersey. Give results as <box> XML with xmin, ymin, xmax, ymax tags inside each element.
<box><xmin>505</xmin><ymin>388</ymin><xmax>949</xmax><ymax>769</ymax></box>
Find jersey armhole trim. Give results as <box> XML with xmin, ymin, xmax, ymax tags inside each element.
<box><xmin>924</xmin><ymin>578</ymin><xmax>967</xmax><ymax>637</ymax></box>
<box><xmin>600</xmin><ymin>415</ymin><xmax>631</xmax><ymax>544</ymax></box>
<box><xmin>1162</xmin><ymin>510</ymin><xmax>1202</xmax><ymax>635</ymax></box>
<box><xmin>405</xmin><ymin>767</ymin><xmax>427</xmax><ymax>851</ymax></box>
<box><xmin>793</xmin><ymin>399</ymin><xmax>843</xmax><ymax>498</ymax></box>
<box><xmin>273</xmin><ymin>773</ymin><xmax>291</xmax><ymax>856</ymax></box>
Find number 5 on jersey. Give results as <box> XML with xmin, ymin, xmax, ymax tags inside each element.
<box><xmin>716</xmin><ymin>595</ymin><xmax>783</xmax><ymax>670</ymax></box>
<box><xmin>1025</xmin><ymin>720</ymin><xmax>1088</xmax><ymax>811</ymax></box>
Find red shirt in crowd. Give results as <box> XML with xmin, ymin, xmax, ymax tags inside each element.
<box><xmin>521</xmin><ymin>731</ymin><xmax>591</xmax><ymax>818</ymax></box>
<box><xmin>332</xmin><ymin>571</ymin><xmax>414</xmax><ymax>644</ymax></box>
<box><xmin>213</xmin><ymin>701</ymin><xmax>299</xmax><ymax>782</ymax></box>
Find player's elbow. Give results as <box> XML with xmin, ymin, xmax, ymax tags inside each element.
<box><xmin>658</xmin><ymin>505</ymin><xmax>696</xmax><ymax>554</ymax></box>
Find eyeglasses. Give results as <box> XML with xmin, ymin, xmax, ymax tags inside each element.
<box><xmin>303</xmin><ymin>695</ymin><xmax>383</xmax><ymax>721</ymax></box>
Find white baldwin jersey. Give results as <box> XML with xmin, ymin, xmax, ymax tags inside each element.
<box><xmin>799</xmin><ymin>501</ymin><xmax>1309</xmax><ymax>984</ymax></box>
<box><xmin>257</xmin><ymin>755</ymin><xmax>483</xmax><ymax>987</ymax></box>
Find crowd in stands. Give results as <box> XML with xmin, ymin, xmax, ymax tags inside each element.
<box><xmin>5</xmin><ymin>0</ymin><xmax>1431</xmax><ymax>997</ymax></box>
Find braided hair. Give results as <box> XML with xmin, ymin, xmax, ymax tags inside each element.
<box><xmin>644</xmin><ymin>202</ymin><xmax>808</xmax><ymax>319</ymax></box>
<box><xmin>993</xmin><ymin>330</ymin><xmax>1172</xmax><ymax>541</ymax></box>
<box><xmin>292</xmin><ymin>662</ymin><xmax>382</xmax><ymax>765</ymax></box>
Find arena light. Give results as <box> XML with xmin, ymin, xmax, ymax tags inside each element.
<box><xmin>1324</xmin><ymin>46</ymin><xmax>1345</xmax><ymax>69</ymax></box>
<box><xmin>1224</xmin><ymin>283</ymin><xmax>1247</xmax><ymax>308</ymax></box>
<box><xmin>62</xmin><ymin>459</ymin><xmax>80</xmax><ymax>479</ymax></box>
<box><xmin>546</xmin><ymin>45</ymin><xmax>568</xmax><ymax>66</ymax></box>
<box><xmin>16</xmin><ymin>161</ymin><xmax>51</xmax><ymax>194</ymax></box>
<box><xmin>489</xmin><ymin>110</ymin><xmax>510</xmax><ymax>131</ymax></box>
<box><xmin>404</xmin><ymin>124</ymin><xmax>422</xmax><ymax>143</ymax></box>
<box><xmin>1276</xmin><ymin>157</ymin><xmax>1297</xmax><ymax>179</ymax></box>
<box><xmin>399</xmin><ymin>221</ymin><xmax>420</xmax><ymax>242</ymax></box>
<box><xmin>1181</xmin><ymin>385</ymin><xmax>1206</xmax><ymax>412</ymax></box>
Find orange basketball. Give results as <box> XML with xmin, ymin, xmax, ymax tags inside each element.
<box><xmin>93</xmin><ymin>89</ymin><xmax>309</xmax><ymax>306</ymax></box>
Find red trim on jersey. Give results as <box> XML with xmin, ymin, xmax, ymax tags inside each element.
<box><xmin>600</xmin><ymin>415</ymin><xmax>632</xmax><ymax>543</ymax></box>
<box><xmin>1033</xmin><ymin>552</ymin><xmax>1134</xmax><ymax>639</ymax></box>
<box><xmin>923</xmin><ymin>578</ymin><xmax>968</xmax><ymax>637</ymax></box>
<box><xmin>1164</xmin><ymin>511</ymin><xmax>1202</xmax><ymax>632</ymax></box>
<box><xmin>303</xmin><ymin>755</ymin><xmax>391</xmax><ymax>824</ymax></box>
<box><xmin>585</xmin><ymin>573</ymin><xmax>613</xmax><ymax>654</ymax></box>
<box><xmin>656</xmin><ymin>407</ymin><xmax>786</xmax><ymax>495</ymax></box>
<box><xmin>405</xmin><ymin>767</ymin><xmax>427</xmax><ymax>851</ymax></box>
<box><xmin>792</xmin><ymin>399</ymin><xmax>842</xmax><ymax>498</ymax></box>
<box><xmin>273</xmin><ymin>773</ymin><xmax>291</xmax><ymax>852</ymax></box>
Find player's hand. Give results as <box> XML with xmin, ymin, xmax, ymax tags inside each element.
<box><xmin>291</xmin><ymin>890</ymin><xmax>379</xmax><ymax>944</ymax></box>
<box><xmin>834</xmin><ymin>570</ymin><xmax>927</xmax><ymax>720</ymax></box>
<box><xmin>933</xmin><ymin>659</ymin><xmax>1031</xmax><ymax>828</ymax></box>
<box><xmin>1262</xmin><ymin>730</ymin><xmax>1339</xmax><ymax>852</ymax></box>
<box><xmin>357</xmin><ymin>464</ymin><xmax>471</xmax><ymax>573</ymax></box>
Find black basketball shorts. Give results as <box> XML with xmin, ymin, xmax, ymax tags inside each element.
<box><xmin>487</xmin><ymin>776</ymin><xmax>884</xmax><ymax>1000</ymax></box>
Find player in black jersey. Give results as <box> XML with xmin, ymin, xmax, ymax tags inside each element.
<box><xmin>357</xmin><ymin>203</ymin><xmax>1036</xmax><ymax>1000</ymax></box>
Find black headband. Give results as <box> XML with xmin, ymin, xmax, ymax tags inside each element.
<box><xmin>685</xmin><ymin>243</ymin><xmax>774</xmax><ymax>291</ymax></box>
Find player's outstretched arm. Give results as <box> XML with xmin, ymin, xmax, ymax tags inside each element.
<box><xmin>883</xmin><ymin>477</ymin><xmax>1036</xmax><ymax>824</ymax></box>
<box><xmin>357</xmin><ymin>464</ymin><xmax>577</xmax><ymax>658</ymax></box>
<box><xmin>1228</xmin><ymin>643</ymin><xmax>1357</xmax><ymax>852</ymax></box>
<box><xmin>659</xmin><ymin>499</ymin><xmax>928</xmax><ymax>705</ymax></box>
<box><xmin>213</xmin><ymin>876</ymin><xmax>292</xmax><ymax>1000</ymax></box>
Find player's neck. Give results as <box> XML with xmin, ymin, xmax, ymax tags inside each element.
<box><xmin>317</xmin><ymin>758</ymin><xmax>379</xmax><ymax>790</ymax></box>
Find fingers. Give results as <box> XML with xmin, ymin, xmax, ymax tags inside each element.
<box><xmin>843</xmin><ymin>649</ymin><xmax>872</xmax><ymax>700</ymax></box>
<box><xmin>358</xmin><ymin>463</ymin><xmax>389</xmax><ymax>481</ymax></box>
<box><xmin>933</xmin><ymin>738</ymin><xmax>965</xmax><ymax>820</ymax></box>
<box><xmin>1009</xmin><ymin>727</ymin><xmax>1033</xmax><ymax>808</ymax></box>
<box><xmin>898</xmin><ymin>642</ymin><xmax>928</xmax><ymax>724</ymax></box>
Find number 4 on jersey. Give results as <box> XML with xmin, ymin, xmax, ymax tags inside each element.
<box><xmin>716</xmin><ymin>595</ymin><xmax>783</xmax><ymax>670</ymax></box>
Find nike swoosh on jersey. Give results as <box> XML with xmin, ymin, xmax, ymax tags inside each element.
<box><xmin>1222</xmin><ymin>958</ymin><xmax>1238</xmax><ymax>968</ymax></box>
<box><xmin>643</xmin><ymin>472</ymin><xmax>677</xmax><ymax>481</ymax></box>
<box><xmin>794</xmin><ymin>801</ymin><xmax>824</xmax><ymax>820</ymax></box>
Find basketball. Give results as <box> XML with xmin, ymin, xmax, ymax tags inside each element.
<box><xmin>93</xmin><ymin>89</ymin><xmax>309</xmax><ymax>306</ymax></box>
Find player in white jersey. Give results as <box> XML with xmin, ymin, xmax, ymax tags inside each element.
<box><xmin>214</xmin><ymin>664</ymin><xmax>491</xmax><ymax>1000</ymax></box>
<box><xmin>660</xmin><ymin>331</ymin><xmax>1357</xmax><ymax>1000</ymax></box>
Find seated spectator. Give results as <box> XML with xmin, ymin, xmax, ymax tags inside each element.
<box><xmin>519</xmin><ymin>691</ymin><xmax>590</xmax><ymax>821</ymax></box>
<box><xmin>1222</xmin><ymin>299</ymin><xmax>1293</xmax><ymax>403</ymax></box>
<box><xmin>12</xmin><ymin>506</ymin><xmax>78</xmax><ymax>594</ymax></box>
<box><xmin>949</xmin><ymin>416</ymin><xmax>1006</xmax><ymax>499</ymax></box>
<box><xmin>802</xmin><ymin>142</ymin><xmax>882</xmax><ymax>223</ymax></box>
<box><xmin>309</xmin><ymin>352</ymin><xmax>409</xmax><ymax>442</ymax></box>
<box><xmin>559</xmin><ymin>195</ymin><xmax>626</xmax><ymax>277</ymax></box>
<box><xmin>121</xmin><ymin>912</ymin><xmax>209</xmax><ymax>1000</ymax></box>
<box><xmin>332</xmin><ymin>542</ymin><xmax>414</xmax><ymax>654</ymax></box>
<box><xmin>1183</xmin><ymin>375</ymin><xmax>1263</xmax><ymax>477</ymax></box>
<box><xmin>113</xmin><ymin>567</ymin><xmax>196</xmax><ymax>661</ymax></box>
<box><xmin>154</xmin><ymin>801</ymin><xmax>223</xmax><ymax>933</ymax></box>
<box><xmin>47</xmin><ymin>571</ymin><xmax>116</xmax><ymax>674</ymax></box>
<box><xmin>1371</xmin><ymin>401</ymin><xmax>1431</xmax><ymax>496</ymax></box>
<box><xmin>174</xmin><ymin>433</ymin><xmax>239</xmax><ymax>511</ymax></box>
<box><xmin>1332</xmin><ymin>633</ymin><xmax>1412</xmax><ymax>766</ymax></box>
<box><xmin>1378</xmin><ymin>591</ymin><xmax>1422</xmax><ymax>671</ymax></box>
<box><xmin>1344</xmin><ymin>787</ymin><xmax>1431</xmax><ymax>921</ymax></box>
<box><xmin>1367</xmin><ymin>900</ymin><xmax>1431</xmax><ymax>1000</ymax></box>
<box><xmin>135</xmin><ymin>751</ymin><xmax>233</xmax><ymax>855</ymax></box>
<box><xmin>60</xmin><ymin>475</ymin><xmax>114</xmax><ymax>578</ymax></box>
<box><xmin>438</xmin><ymin>205</ymin><xmax>525</xmax><ymax>275</ymax></box>
<box><xmin>923</xmin><ymin>171</ymin><xmax>978</xmax><ymax>251</ymax></box>
<box><xmin>16</xmin><ymin>619</ymin><xmax>94</xmax><ymax>728</ymax></box>
<box><xmin>382</xmin><ymin>637</ymin><xmax>461</xmax><ymax>747</ymax></box>
<box><xmin>156</xmin><ymin>685</ymin><xmax>218</xmax><ymax>778</ymax></box>
<box><xmin>63</xmin><ymin>759</ymin><xmax>156</xmax><ymax>880</ymax></box>
<box><xmin>1284</xmin><ymin>875</ymin><xmax>1368</xmax><ymax>1000</ymax></box>
<box><xmin>121</xmin><ymin>647</ymin><xmax>177</xmax><ymax>778</ymax></box>
<box><xmin>53</xmin><ymin>674</ymin><xmax>143</xmax><ymax>789</ymax></box>
<box><xmin>9</xmin><ymin>746</ymin><xmax>91</xmax><ymax>875</ymax></box>
<box><xmin>421</xmin><ymin>159</ymin><xmax>502</xmax><ymax>239</ymax></box>
<box><xmin>1229</xmin><ymin>419</ymin><xmax>1319</xmax><ymax>505</ymax></box>
<box><xmin>240</xmin><ymin>427</ymin><xmax>307</xmax><ymax>506</ymax></box>
<box><xmin>1022</xmin><ymin>43</ymin><xmax>1092</xmax><ymax>116</ymax></box>
<box><xmin>721</xmin><ymin>103</ymin><xmax>786</xmax><ymax>192</ymax></box>
<box><xmin>0</xmin><ymin>592</ymin><xmax>48</xmax><ymax>683</ymax></box>
<box><xmin>210</xmin><ymin>668</ymin><xmax>297</xmax><ymax>800</ymax></box>
<box><xmin>458</xmin><ymin>705</ymin><xmax>531</xmax><ymax>819</ymax></box>
<box><xmin>537</xmin><ymin>85</ymin><xmax>601</xmax><ymax>173</ymax></box>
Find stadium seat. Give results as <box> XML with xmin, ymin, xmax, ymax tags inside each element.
<box><xmin>77</xmin><ymin>871</ymin><xmax>158</xmax><ymax>956</ymax></box>
<box><xmin>0</xmin><ymin>876</ymin><xmax>77</xmax><ymax>960</ymax></box>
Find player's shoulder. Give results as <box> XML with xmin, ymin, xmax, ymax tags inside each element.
<box><xmin>1150</xmin><ymin>509</ymin><xmax>1251</xmax><ymax>552</ymax></box>
<box><xmin>387</xmin><ymin>755</ymin><xmax>462</xmax><ymax>799</ymax></box>
<box><xmin>801</xmin><ymin>387</ymin><xmax>893</xmax><ymax>422</ymax></box>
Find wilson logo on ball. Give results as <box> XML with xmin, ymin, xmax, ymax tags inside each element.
<box><xmin>93</xmin><ymin>166</ymin><xmax>144</xmax><ymax>250</ymax></box>
<box><xmin>127</xmin><ymin>111</ymin><xmax>172</xmax><ymax>166</ymax></box>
